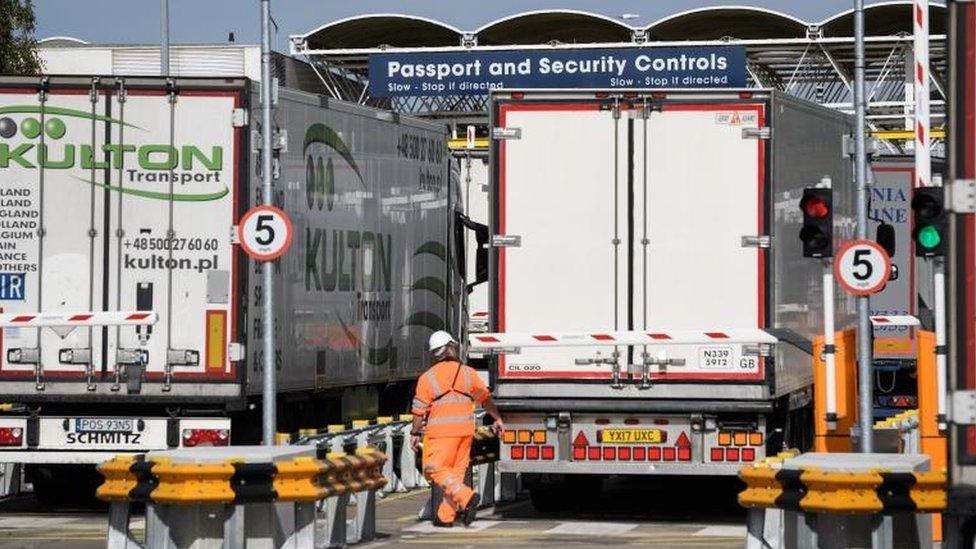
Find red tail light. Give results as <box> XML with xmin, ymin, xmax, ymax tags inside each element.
<box><xmin>726</xmin><ymin>448</ymin><xmax>740</xmax><ymax>461</ymax></box>
<box><xmin>742</xmin><ymin>448</ymin><xmax>756</xmax><ymax>461</ymax></box>
<box><xmin>710</xmin><ymin>448</ymin><xmax>724</xmax><ymax>461</ymax></box>
<box><xmin>677</xmin><ymin>447</ymin><xmax>691</xmax><ymax>461</ymax></box>
<box><xmin>588</xmin><ymin>447</ymin><xmax>601</xmax><ymax>460</ymax></box>
<box><xmin>595</xmin><ymin>92</ymin><xmax>611</xmax><ymax>98</ymax></box>
<box><xmin>603</xmin><ymin>447</ymin><xmax>616</xmax><ymax>460</ymax></box>
<box><xmin>648</xmin><ymin>447</ymin><xmax>661</xmax><ymax>460</ymax></box>
<box><xmin>618</xmin><ymin>447</ymin><xmax>631</xmax><ymax>460</ymax></box>
<box><xmin>573</xmin><ymin>446</ymin><xmax>586</xmax><ymax>460</ymax></box>
<box><xmin>182</xmin><ymin>428</ymin><xmax>229</xmax><ymax>448</ymax></box>
<box><xmin>0</xmin><ymin>427</ymin><xmax>23</xmax><ymax>447</ymax></box>
<box><xmin>662</xmin><ymin>448</ymin><xmax>676</xmax><ymax>461</ymax></box>
<box><xmin>510</xmin><ymin>446</ymin><xmax>524</xmax><ymax>459</ymax></box>
<box><xmin>633</xmin><ymin>447</ymin><xmax>646</xmax><ymax>460</ymax></box>
<box><xmin>541</xmin><ymin>446</ymin><xmax>555</xmax><ymax>460</ymax></box>
<box><xmin>511</xmin><ymin>92</ymin><xmax>525</xmax><ymax>99</ymax></box>
<box><xmin>526</xmin><ymin>445</ymin><xmax>540</xmax><ymax>460</ymax></box>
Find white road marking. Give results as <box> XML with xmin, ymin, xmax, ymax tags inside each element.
<box><xmin>0</xmin><ymin>516</ymin><xmax>81</xmax><ymax>528</ymax></box>
<box><xmin>544</xmin><ymin>521</ymin><xmax>638</xmax><ymax>536</ymax></box>
<box><xmin>693</xmin><ymin>525</ymin><xmax>747</xmax><ymax>537</ymax></box>
<box><xmin>404</xmin><ymin>520</ymin><xmax>501</xmax><ymax>533</ymax></box>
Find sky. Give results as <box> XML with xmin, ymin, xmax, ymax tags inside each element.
<box><xmin>35</xmin><ymin>1</ymin><xmax>900</xmax><ymax>49</ymax></box>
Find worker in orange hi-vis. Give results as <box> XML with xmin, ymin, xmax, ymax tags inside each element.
<box><xmin>410</xmin><ymin>330</ymin><xmax>505</xmax><ymax>527</ymax></box>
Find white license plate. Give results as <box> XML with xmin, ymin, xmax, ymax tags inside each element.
<box><xmin>699</xmin><ymin>346</ymin><xmax>735</xmax><ymax>368</ymax></box>
<box><xmin>73</xmin><ymin>418</ymin><xmax>134</xmax><ymax>433</ymax></box>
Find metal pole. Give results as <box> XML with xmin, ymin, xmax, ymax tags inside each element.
<box><xmin>260</xmin><ymin>0</ymin><xmax>276</xmax><ymax>446</ymax></box>
<box><xmin>159</xmin><ymin>0</ymin><xmax>169</xmax><ymax>77</ymax></box>
<box><xmin>853</xmin><ymin>0</ymin><xmax>874</xmax><ymax>452</ymax></box>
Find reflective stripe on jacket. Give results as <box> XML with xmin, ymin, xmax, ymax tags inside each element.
<box><xmin>412</xmin><ymin>360</ymin><xmax>489</xmax><ymax>438</ymax></box>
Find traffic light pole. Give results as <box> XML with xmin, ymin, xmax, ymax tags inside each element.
<box><xmin>823</xmin><ymin>259</ymin><xmax>838</xmax><ymax>428</ymax></box>
<box><xmin>853</xmin><ymin>0</ymin><xmax>874</xmax><ymax>452</ymax></box>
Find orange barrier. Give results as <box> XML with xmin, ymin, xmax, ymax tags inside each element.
<box><xmin>813</xmin><ymin>329</ymin><xmax>858</xmax><ymax>452</ymax></box>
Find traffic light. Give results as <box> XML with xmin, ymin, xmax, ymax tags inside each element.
<box><xmin>799</xmin><ymin>188</ymin><xmax>833</xmax><ymax>258</ymax></box>
<box><xmin>911</xmin><ymin>187</ymin><xmax>947</xmax><ymax>257</ymax></box>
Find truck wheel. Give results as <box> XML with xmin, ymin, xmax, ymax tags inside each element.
<box><xmin>28</xmin><ymin>465</ymin><xmax>102</xmax><ymax>506</ymax></box>
<box><xmin>529</xmin><ymin>475</ymin><xmax>602</xmax><ymax>513</ymax></box>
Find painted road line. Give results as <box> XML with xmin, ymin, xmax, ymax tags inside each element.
<box><xmin>543</xmin><ymin>521</ymin><xmax>638</xmax><ymax>536</ymax></box>
<box><xmin>692</xmin><ymin>525</ymin><xmax>747</xmax><ymax>537</ymax></box>
<box><xmin>0</xmin><ymin>516</ymin><xmax>80</xmax><ymax>527</ymax></box>
<box><xmin>404</xmin><ymin>520</ymin><xmax>502</xmax><ymax>533</ymax></box>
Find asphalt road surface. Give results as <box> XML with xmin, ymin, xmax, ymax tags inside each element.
<box><xmin>0</xmin><ymin>476</ymin><xmax>747</xmax><ymax>548</ymax></box>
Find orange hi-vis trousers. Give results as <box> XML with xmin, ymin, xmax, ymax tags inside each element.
<box><xmin>423</xmin><ymin>435</ymin><xmax>475</xmax><ymax>523</ymax></box>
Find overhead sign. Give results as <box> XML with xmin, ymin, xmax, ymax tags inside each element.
<box><xmin>834</xmin><ymin>239</ymin><xmax>892</xmax><ymax>296</ymax></box>
<box><xmin>368</xmin><ymin>46</ymin><xmax>747</xmax><ymax>97</ymax></box>
<box><xmin>239</xmin><ymin>205</ymin><xmax>293</xmax><ymax>261</ymax></box>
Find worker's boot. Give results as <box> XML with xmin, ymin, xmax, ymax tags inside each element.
<box><xmin>461</xmin><ymin>493</ymin><xmax>481</xmax><ymax>526</ymax></box>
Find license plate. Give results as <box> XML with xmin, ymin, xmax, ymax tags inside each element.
<box><xmin>699</xmin><ymin>346</ymin><xmax>734</xmax><ymax>368</ymax></box>
<box><xmin>600</xmin><ymin>428</ymin><xmax>662</xmax><ymax>444</ymax></box>
<box><xmin>73</xmin><ymin>418</ymin><xmax>134</xmax><ymax>433</ymax></box>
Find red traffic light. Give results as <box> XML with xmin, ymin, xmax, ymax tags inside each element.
<box><xmin>801</xmin><ymin>195</ymin><xmax>830</xmax><ymax>219</ymax></box>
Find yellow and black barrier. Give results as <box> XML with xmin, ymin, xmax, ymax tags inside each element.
<box><xmin>470</xmin><ymin>426</ymin><xmax>500</xmax><ymax>465</ymax></box>
<box><xmin>739</xmin><ymin>464</ymin><xmax>947</xmax><ymax>514</ymax></box>
<box><xmin>96</xmin><ymin>448</ymin><xmax>388</xmax><ymax>505</ymax></box>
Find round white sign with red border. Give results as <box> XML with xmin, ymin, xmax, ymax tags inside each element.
<box><xmin>239</xmin><ymin>205</ymin><xmax>293</xmax><ymax>261</ymax></box>
<box><xmin>834</xmin><ymin>239</ymin><xmax>892</xmax><ymax>296</ymax></box>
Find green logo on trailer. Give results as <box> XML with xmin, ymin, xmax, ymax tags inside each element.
<box><xmin>0</xmin><ymin>105</ymin><xmax>227</xmax><ymax>202</ymax></box>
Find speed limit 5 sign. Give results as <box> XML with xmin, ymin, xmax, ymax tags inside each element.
<box><xmin>239</xmin><ymin>205</ymin><xmax>293</xmax><ymax>261</ymax></box>
<box><xmin>834</xmin><ymin>239</ymin><xmax>892</xmax><ymax>296</ymax></box>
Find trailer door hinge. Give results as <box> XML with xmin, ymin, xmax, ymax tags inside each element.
<box><xmin>230</xmin><ymin>225</ymin><xmax>240</xmax><ymax>245</ymax></box>
<box><xmin>742</xmin><ymin>343</ymin><xmax>775</xmax><ymax>357</ymax></box>
<box><xmin>232</xmin><ymin>108</ymin><xmax>249</xmax><ymax>127</ymax></box>
<box><xmin>492</xmin><ymin>127</ymin><xmax>521</xmax><ymax>140</ymax></box>
<box><xmin>228</xmin><ymin>342</ymin><xmax>245</xmax><ymax>362</ymax></box>
<box><xmin>951</xmin><ymin>390</ymin><xmax>976</xmax><ymax>425</ymax></box>
<box><xmin>742</xmin><ymin>127</ymin><xmax>771</xmax><ymax>140</ymax></box>
<box><xmin>948</xmin><ymin>179</ymin><xmax>976</xmax><ymax>213</ymax></box>
<box><xmin>491</xmin><ymin>235</ymin><xmax>521</xmax><ymax>248</ymax></box>
<box><xmin>741</xmin><ymin>235</ymin><xmax>771</xmax><ymax>248</ymax></box>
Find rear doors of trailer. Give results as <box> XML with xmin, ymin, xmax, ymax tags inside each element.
<box><xmin>490</xmin><ymin>92</ymin><xmax>767</xmax><ymax>382</ymax></box>
<box><xmin>0</xmin><ymin>77</ymin><xmax>245</xmax><ymax>390</ymax></box>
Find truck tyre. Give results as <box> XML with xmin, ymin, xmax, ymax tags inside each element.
<box><xmin>28</xmin><ymin>465</ymin><xmax>102</xmax><ymax>506</ymax></box>
<box><xmin>529</xmin><ymin>475</ymin><xmax>602</xmax><ymax>513</ymax></box>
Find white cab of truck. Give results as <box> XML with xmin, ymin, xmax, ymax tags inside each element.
<box><xmin>471</xmin><ymin>90</ymin><xmax>855</xmax><ymax>506</ymax></box>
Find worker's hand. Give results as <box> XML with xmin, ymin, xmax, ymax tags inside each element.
<box><xmin>491</xmin><ymin>418</ymin><xmax>505</xmax><ymax>437</ymax></box>
<box><xmin>410</xmin><ymin>434</ymin><xmax>420</xmax><ymax>451</ymax></box>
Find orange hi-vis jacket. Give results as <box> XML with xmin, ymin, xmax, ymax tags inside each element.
<box><xmin>411</xmin><ymin>360</ymin><xmax>490</xmax><ymax>438</ymax></box>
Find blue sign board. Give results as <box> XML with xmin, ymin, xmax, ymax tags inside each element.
<box><xmin>0</xmin><ymin>273</ymin><xmax>24</xmax><ymax>301</ymax></box>
<box><xmin>368</xmin><ymin>46</ymin><xmax>747</xmax><ymax>97</ymax></box>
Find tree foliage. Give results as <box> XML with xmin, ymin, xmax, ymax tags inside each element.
<box><xmin>0</xmin><ymin>0</ymin><xmax>40</xmax><ymax>75</ymax></box>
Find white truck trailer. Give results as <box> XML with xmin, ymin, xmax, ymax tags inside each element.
<box><xmin>470</xmin><ymin>89</ymin><xmax>856</xmax><ymax>507</ymax></box>
<box><xmin>0</xmin><ymin>75</ymin><xmax>460</xmax><ymax>500</ymax></box>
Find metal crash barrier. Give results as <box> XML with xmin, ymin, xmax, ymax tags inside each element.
<box><xmin>97</xmin><ymin>445</ymin><xmax>387</xmax><ymax>549</ymax></box>
<box><xmin>739</xmin><ymin>452</ymin><xmax>946</xmax><ymax>549</ymax></box>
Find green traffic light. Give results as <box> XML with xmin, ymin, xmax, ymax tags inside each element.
<box><xmin>917</xmin><ymin>225</ymin><xmax>942</xmax><ymax>249</ymax></box>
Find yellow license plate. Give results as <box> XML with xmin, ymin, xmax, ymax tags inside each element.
<box><xmin>600</xmin><ymin>428</ymin><xmax>663</xmax><ymax>444</ymax></box>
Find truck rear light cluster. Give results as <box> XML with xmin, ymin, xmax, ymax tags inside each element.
<box><xmin>504</xmin><ymin>430</ymin><xmax>546</xmax><ymax>444</ymax></box>
<box><xmin>717</xmin><ymin>430</ymin><xmax>763</xmax><ymax>447</ymax></box>
<box><xmin>0</xmin><ymin>427</ymin><xmax>23</xmax><ymax>447</ymax></box>
<box><xmin>508</xmin><ymin>445</ymin><xmax>555</xmax><ymax>460</ymax></box>
<box><xmin>572</xmin><ymin>446</ymin><xmax>690</xmax><ymax>462</ymax></box>
<box><xmin>182</xmin><ymin>428</ymin><xmax>230</xmax><ymax>448</ymax></box>
<box><xmin>710</xmin><ymin>446</ymin><xmax>757</xmax><ymax>462</ymax></box>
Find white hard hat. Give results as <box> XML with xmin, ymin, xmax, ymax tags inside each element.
<box><xmin>428</xmin><ymin>330</ymin><xmax>457</xmax><ymax>352</ymax></box>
